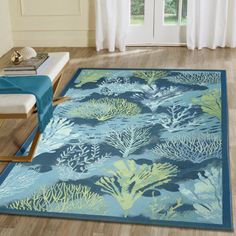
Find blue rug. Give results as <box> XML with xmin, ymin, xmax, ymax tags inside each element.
<box><xmin>0</xmin><ymin>69</ymin><xmax>233</xmax><ymax>231</ymax></box>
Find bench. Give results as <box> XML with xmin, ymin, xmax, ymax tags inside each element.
<box><xmin>0</xmin><ymin>52</ymin><xmax>70</xmax><ymax>162</ymax></box>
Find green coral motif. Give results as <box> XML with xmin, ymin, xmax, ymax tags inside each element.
<box><xmin>75</xmin><ymin>70</ymin><xmax>112</xmax><ymax>88</ymax></box>
<box><xmin>133</xmin><ymin>70</ymin><xmax>168</xmax><ymax>85</ymax></box>
<box><xmin>8</xmin><ymin>182</ymin><xmax>106</xmax><ymax>214</ymax></box>
<box><xmin>105</xmin><ymin>127</ymin><xmax>151</xmax><ymax>158</ymax></box>
<box><xmin>68</xmin><ymin>98</ymin><xmax>141</xmax><ymax>121</ymax></box>
<box><xmin>192</xmin><ymin>89</ymin><xmax>221</xmax><ymax>120</ymax></box>
<box><xmin>96</xmin><ymin>160</ymin><xmax>178</xmax><ymax>217</ymax></box>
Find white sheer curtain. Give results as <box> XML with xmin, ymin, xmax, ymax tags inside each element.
<box><xmin>96</xmin><ymin>0</ymin><xmax>129</xmax><ymax>52</ymax></box>
<box><xmin>187</xmin><ymin>0</ymin><xmax>236</xmax><ymax>49</ymax></box>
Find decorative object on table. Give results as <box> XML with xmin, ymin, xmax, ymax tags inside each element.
<box><xmin>0</xmin><ymin>68</ymin><xmax>232</xmax><ymax>231</ymax></box>
<box><xmin>4</xmin><ymin>52</ymin><xmax>49</xmax><ymax>75</ymax></box>
<box><xmin>10</xmin><ymin>50</ymin><xmax>23</xmax><ymax>65</ymax></box>
<box><xmin>19</xmin><ymin>47</ymin><xmax>37</xmax><ymax>60</ymax></box>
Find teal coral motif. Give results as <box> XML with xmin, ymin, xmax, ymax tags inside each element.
<box><xmin>179</xmin><ymin>166</ymin><xmax>222</xmax><ymax>224</ymax></box>
<box><xmin>0</xmin><ymin>69</ymin><xmax>230</xmax><ymax>230</ymax></box>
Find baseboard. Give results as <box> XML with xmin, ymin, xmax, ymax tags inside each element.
<box><xmin>127</xmin><ymin>43</ymin><xmax>187</xmax><ymax>47</ymax></box>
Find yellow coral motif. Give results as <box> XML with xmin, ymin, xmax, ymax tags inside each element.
<box><xmin>8</xmin><ymin>182</ymin><xmax>106</xmax><ymax>214</ymax></box>
<box><xmin>133</xmin><ymin>70</ymin><xmax>168</xmax><ymax>85</ymax></box>
<box><xmin>69</xmin><ymin>98</ymin><xmax>141</xmax><ymax>121</ymax></box>
<box><xmin>96</xmin><ymin>160</ymin><xmax>178</xmax><ymax>217</ymax></box>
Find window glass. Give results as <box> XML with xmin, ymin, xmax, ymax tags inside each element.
<box><xmin>164</xmin><ymin>0</ymin><xmax>187</xmax><ymax>25</ymax></box>
<box><xmin>130</xmin><ymin>0</ymin><xmax>145</xmax><ymax>25</ymax></box>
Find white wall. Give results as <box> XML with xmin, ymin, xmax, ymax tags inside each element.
<box><xmin>9</xmin><ymin>0</ymin><xmax>96</xmax><ymax>47</ymax></box>
<box><xmin>0</xmin><ymin>0</ymin><xmax>13</xmax><ymax>56</ymax></box>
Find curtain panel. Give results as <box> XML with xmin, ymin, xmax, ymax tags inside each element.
<box><xmin>187</xmin><ymin>0</ymin><xmax>236</xmax><ymax>49</ymax></box>
<box><xmin>96</xmin><ymin>0</ymin><xmax>129</xmax><ymax>52</ymax></box>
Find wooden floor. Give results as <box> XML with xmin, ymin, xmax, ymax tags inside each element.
<box><xmin>0</xmin><ymin>47</ymin><xmax>235</xmax><ymax>236</ymax></box>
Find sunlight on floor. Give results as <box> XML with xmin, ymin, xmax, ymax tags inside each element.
<box><xmin>69</xmin><ymin>48</ymin><xmax>164</xmax><ymax>64</ymax></box>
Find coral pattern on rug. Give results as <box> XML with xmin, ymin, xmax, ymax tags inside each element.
<box><xmin>0</xmin><ymin>69</ymin><xmax>232</xmax><ymax>230</ymax></box>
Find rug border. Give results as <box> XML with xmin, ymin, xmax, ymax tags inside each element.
<box><xmin>0</xmin><ymin>68</ymin><xmax>233</xmax><ymax>231</ymax></box>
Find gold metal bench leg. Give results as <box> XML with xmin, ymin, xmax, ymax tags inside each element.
<box><xmin>33</xmin><ymin>96</ymin><xmax>70</xmax><ymax>114</ymax></box>
<box><xmin>53</xmin><ymin>96</ymin><xmax>71</xmax><ymax>106</ymax></box>
<box><xmin>0</xmin><ymin>129</ymin><xmax>41</xmax><ymax>162</ymax></box>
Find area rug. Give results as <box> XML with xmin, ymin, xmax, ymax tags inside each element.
<box><xmin>0</xmin><ymin>68</ymin><xmax>232</xmax><ymax>230</ymax></box>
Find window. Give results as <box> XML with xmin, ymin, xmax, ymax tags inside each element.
<box><xmin>130</xmin><ymin>0</ymin><xmax>145</xmax><ymax>25</ymax></box>
<box><xmin>128</xmin><ymin>0</ymin><xmax>187</xmax><ymax>45</ymax></box>
<box><xmin>164</xmin><ymin>0</ymin><xmax>187</xmax><ymax>25</ymax></box>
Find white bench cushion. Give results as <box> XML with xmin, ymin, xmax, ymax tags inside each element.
<box><xmin>0</xmin><ymin>52</ymin><xmax>69</xmax><ymax>114</ymax></box>
<box><xmin>0</xmin><ymin>94</ymin><xmax>36</xmax><ymax>114</ymax></box>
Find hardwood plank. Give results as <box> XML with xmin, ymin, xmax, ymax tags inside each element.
<box><xmin>0</xmin><ymin>47</ymin><xmax>235</xmax><ymax>236</ymax></box>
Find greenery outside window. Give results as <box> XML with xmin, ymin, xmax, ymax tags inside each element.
<box><xmin>130</xmin><ymin>0</ymin><xmax>187</xmax><ymax>26</ymax></box>
<box><xmin>130</xmin><ymin>0</ymin><xmax>145</xmax><ymax>25</ymax></box>
<box><xmin>164</xmin><ymin>0</ymin><xmax>187</xmax><ymax>25</ymax></box>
